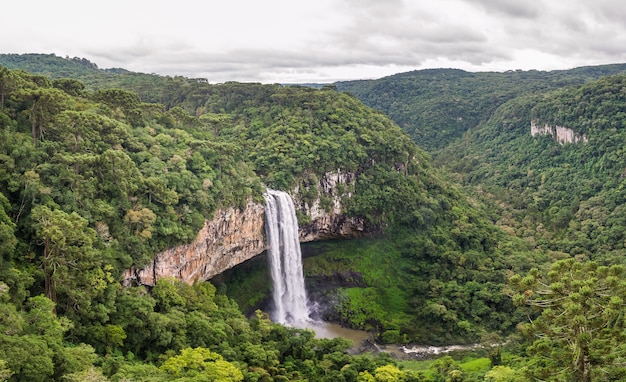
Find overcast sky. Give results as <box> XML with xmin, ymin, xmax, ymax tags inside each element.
<box><xmin>3</xmin><ymin>0</ymin><xmax>626</xmax><ymax>83</ymax></box>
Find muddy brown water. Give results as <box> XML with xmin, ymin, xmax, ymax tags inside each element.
<box><xmin>289</xmin><ymin>320</ymin><xmax>373</xmax><ymax>352</ymax></box>
<box><xmin>291</xmin><ymin>320</ymin><xmax>482</xmax><ymax>359</ymax></box>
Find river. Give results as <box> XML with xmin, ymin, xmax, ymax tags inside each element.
<box><xmin>293</xmin><ymin>320</ymin><xmax>482</xmax><ymax>359</ymax></box>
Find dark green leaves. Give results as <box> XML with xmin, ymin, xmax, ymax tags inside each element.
<box><xmin>510</xmin><ymin>259</ymin><xmax>626</xmax><ymax>381</ymax></box>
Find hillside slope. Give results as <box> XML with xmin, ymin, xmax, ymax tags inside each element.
<box><xmin>336</xmin><ymin>64</ymin><xmax>626</xmax><ymax>151</ymax></box>
<box><xmin>0</xmin><ymin>59</ymin><xmax>535</xmax><ymax>353</ymax></box>
<box><xmin>438</xmin><ymin>75</ymin><xmax>626</xmax><ymax>264</ymax></box>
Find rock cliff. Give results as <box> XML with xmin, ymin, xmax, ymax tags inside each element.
<box><xmin>123</xmin><ymin>170</ymin><xmax>367</xmax><ymax>287</ymax></box>
<box><xmin>295</xmin><ymin>170</ymin><xmax>367</xmax><ymax>242</ymax></box>
<box><xmin>123</xmin><ymin>199</ymin><xmax>266</xmax><ymax>286</ymax></box>
<box><xmin>531</xmin><ymin>120</ymin><xmax>588</xmax><ymax>144</ymax></box>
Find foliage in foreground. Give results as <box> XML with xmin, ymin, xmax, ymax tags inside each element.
<box><xmin>0</xmin><ymin>61</ymin><xmax>525</xmax><ymax>380</ymax></box>
<box><xmin>509</xmin><ymin>259</ymin><xmax>626</xmax><ymax>381</ymax></box>
<box><xmin>0</xmin><ymin>276</ymin><xmax>426</xmax><ymax>381</ymax></box>
<box><xmin>4</xmin><ymin>56</ymin><xmax>626</xmax><ymax>380</ymax></box>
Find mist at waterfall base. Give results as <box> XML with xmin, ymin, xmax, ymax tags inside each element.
<box><xmin>263</xmin><ymin>189</ymin><xmax>371</xmax><ymax>343</ymax></box>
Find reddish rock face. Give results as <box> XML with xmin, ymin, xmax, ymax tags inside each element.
<box><xmin>123</xmin><ymin>171</ymin><xmax>369</xmax><ymax>287</ymax></box>
<box><xmin>123</xmin><ymin>200</ymin><xmax>267</xmax><ymax>286</ymax></box>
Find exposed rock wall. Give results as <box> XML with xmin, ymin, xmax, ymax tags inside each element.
<box><xmin>123</xmin><ymin>200</ymin><xmax>266</xmax><ymax>286</ymax></box>
<box><xmin>531</xmin><ymin>120</ymin><xmax>588</xmax><ymax>144</ymax></box>
<box><xmin>294</xmin><ymin>170</ymin><xmax>367</xmax><ymax>242</ymax></box>
<box><xmin>123</xmin><ymin>170</ymin><xmax>367</xmax><ymax>287</ymax></box>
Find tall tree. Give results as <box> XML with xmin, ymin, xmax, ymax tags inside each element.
<box><xmin>0</xmin><ymin>192</ymin><xmax>16</xmax><ymax>258</ymax></box>
<box><xmin>510</xmin><ymin>259</ymin><xmax>626</xmax><ymax>381</ymax></box>
<box><xmin>13</xmin><ymin>87</ymin><xmax>68</xmax><ymax>144</ymax></box>
<box><xmin>31</xmin><ymin>205</ymin><xmax>109</xmax><ymax>310</ymax></box>
<box><xmin>52</xmin><ymin>78</ymin><xmax>84</xmax><ymax>97</ymax></box>
<box><xmin>0</xmin><ymin>66</ymin><xmax>11</xmax><ymax>110</ymax></box>
<box><xmin>160</xmin><ymin>347</ymin><xmax>243</xmax><ymax>382</ymax></box>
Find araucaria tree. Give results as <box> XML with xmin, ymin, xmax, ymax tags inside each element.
<box><xmin>31</xmin><ymin>205</ymin><xmax>111</xmax><ymax>312</ymax></box>
<box><xmin>509</xmin><ymin>259</ymin><xmax>626</xmax><ymax>381</ymax></box>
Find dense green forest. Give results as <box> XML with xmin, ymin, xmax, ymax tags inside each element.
<box><xmin>337</xmin><ymin>61</ymin><xmax>626</xmax><ymax>380</ymax></box>
<box><xmin>436</xmin><ymin>78</ymin><xmax>626</xmax><ymax>381</ymax></box>
<box><xmin>435</xmin><ymin>75</ymin><xmax>626</xmax><ymax>264</ymax></box>
<box><xmin>0</xmin><ymin>56</ymin><xmax>536</xmax><ymax>381</ymax></box>
<box><xmin>3</xmin><ymin>53</ymin><xmax>626</xmax><ymax>381</ymax></box>
<box><xmin>336</xmin><ymin>64</ymin><xmax>626</xmax><ymax>151</ymax></box>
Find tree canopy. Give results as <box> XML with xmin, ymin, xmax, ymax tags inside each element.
<box><xmin>0</xmin><ymin>60</ymin><xmax>508</xmax><ymax>380</ymax></box>
<box><xmin>3</xmin><ymin>54</ymin><xmax>626</xmax><ymax>381</ymax></box>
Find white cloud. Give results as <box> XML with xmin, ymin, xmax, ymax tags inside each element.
<box><xmin>2</xmin><ymin>0</ymin><xmax>626</xmax><ymax>83</ymax></box>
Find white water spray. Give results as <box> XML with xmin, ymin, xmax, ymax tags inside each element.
<box><xmin>264</xmin><ymin>189</ymin><xmax>310</xmax><ymax>325</ymax></box>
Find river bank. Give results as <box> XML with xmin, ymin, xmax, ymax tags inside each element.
<box><xmin>296</xmin><ymin>319</ymin><xmax>483</xmax><ymax>360</ymax></box>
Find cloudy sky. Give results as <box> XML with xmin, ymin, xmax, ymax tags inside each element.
<box><xmin>3</xmin><ymin>0</ymin><xmax>626</xmax><ymax>83</ymax></box>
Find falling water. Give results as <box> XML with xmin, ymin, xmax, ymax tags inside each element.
<box><xmin>264</xmin><ymin>189</ymin><xmax>310</xmax><ymax>325</ymax></box>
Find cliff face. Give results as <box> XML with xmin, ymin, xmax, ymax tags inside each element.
<box><xmin>123</xmin><ymin>200</ymin><xmax>266</xmax><ymax>286</ymax></box>
<box><xmin>531</xmin><ymin>120</ymin><xmax>588</xmax><ymax>144</ymax></box>
<box><xmin>123</xmin><ymin>170</ymin><xmax>367</xmax><ymax>287</ymax></box>
<box><xmin>295</xmin><ymin>170</ymin><xmax>367</xmax><ymax>242</ymax></box>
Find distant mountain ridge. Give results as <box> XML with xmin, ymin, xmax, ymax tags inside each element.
<box><xmin>5</xmin><ymin>53</ymin><xmax>626</xmax><ymax>154</ymax></box>
<box><xmin>336</xmin><ymin>64</ymin><xmax>626</xmax><ymax>151</ymax></box>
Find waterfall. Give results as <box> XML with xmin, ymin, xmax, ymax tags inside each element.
<box><xmin>264</xmin><ymin>189</ymin><xmax>310</xmax><ymax>325</ymax></box>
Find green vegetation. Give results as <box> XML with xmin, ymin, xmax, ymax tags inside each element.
<box><xmin>336</xmin><ymin>66</ymin><xmax>626</xmax><ymax>379</ymax></box>
<box><xmin>0</xmin><ymin>59</ymin><xmax>519</xmax><ymax>380</ymax></box>
<box><xmin>436</xmin><ymin>75</ymin><xmax>626</xmax><ymax>264</ymax></box>
<box><xmin>4</xmin><ymin>53</ymin><xmax>626</xmax><ymax>380</ymax></box>
<box><xmin>300</xmin><ymin>234</ymin><xmax>527</xmax><ymax>345</ymax></box>
<box><xmin>337</xmin><ymin>65</ymin><xmax>626</xmax><ymax>151</ymax></box>
<box><xmin>509</xmin><ymin>259</ymin><xmax>626</xmax><ymax>381</ymax></box>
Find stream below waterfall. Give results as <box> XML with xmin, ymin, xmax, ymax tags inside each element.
<box><xmin>292</xmin><ymin>320</ymin><xmax>481</xmax><ymax>359</ymax></box>
<box><xmin>262</xmin><ymin>190</ymin><xmax>480</xmax><ymax>360</ymax></box>
<box><xmin>294</xmin><ymin>320</ymin><xmax>372</xmax><ymax>347</ymax></box>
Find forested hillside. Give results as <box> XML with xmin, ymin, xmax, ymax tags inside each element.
<box><xmin>5</xmin><ymin>53</ymin><xmax>626</xmax><ymax>381</ymax></box>
<box><xmin>334</xmin><ymin>65</ymin><xmax>626</xmax><ymax>380</ymax></box>
<box><xmin>434</xmin><ymin>74</ymin><xmax>626</xmax><ymax>381</ymax></box>
<box><xmin>438</xmin><ymin>75</ymin><xmax>626</xmax><ymax>264</ymax></box>
<box><xmin>336</xmin><ymin>64</ymin><xmax>626</xmax><ymax>151</ymax></box>
<box><xmin>405</xmin><ymin>73</ymin><xmax>626</xmax><ymax>380</ymax></box>
<box><xmin>0</xmin><ymin>57</ymin><xmax>539</xmax><ymax>381</ymax></box>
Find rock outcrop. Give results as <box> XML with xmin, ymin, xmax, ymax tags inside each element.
<box><xmin>123</xmin><ymin>170</ymin><xmax>368</xmax><ymax>287</ymax></box>
<box><xmin>123</xmin><ymin>199</ymin><xmax>266</xmax><ymax>286</ymax></box>
<box><xmin>295</xmin><ymin>170</ymin><xmax>367</xmax><ymax>242</ymax></box>
<box><xmin>531</xmin><ymin>120</ymin><xmax>588</xmax><ymax>144</ymax></box>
